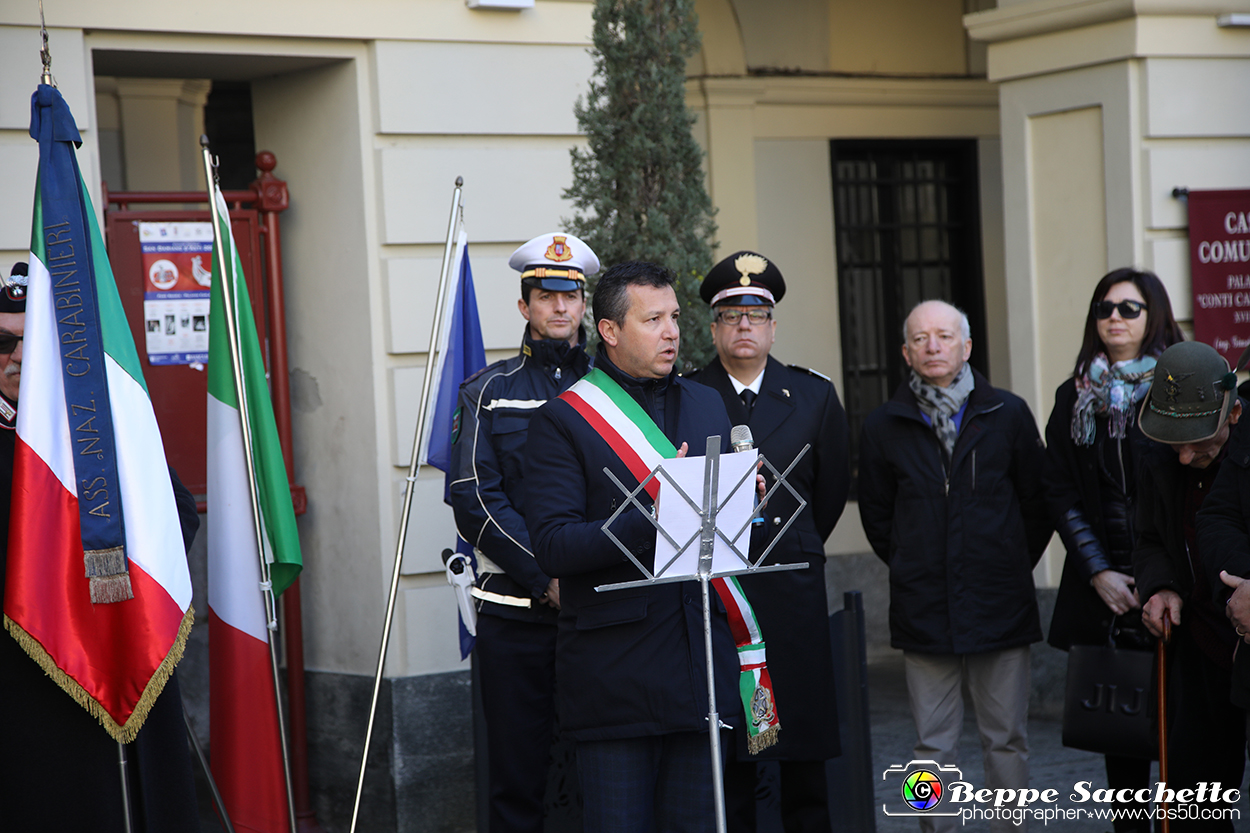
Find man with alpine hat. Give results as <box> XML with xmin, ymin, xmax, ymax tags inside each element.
<box><xmin>1</xmin><ymin>261</ymin><xmax>202</xmax><ymax>830</ymax></box>
<box><xmin>1137</xmin><ymin>340</ymin><xmax>1248</xmax><ymax>830</ymax></box>
<box><xmin>448</xmin><ymin>232</ymin><xmax>598</xmax><ymax>833</ymax></box>
<box><xmin>690</xmin><ymin>251</ymin><xmax>850</xmax><ymax>833</ymax></box>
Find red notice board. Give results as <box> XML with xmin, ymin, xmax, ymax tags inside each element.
<box><xmin>105</xmin><ymin>207</ymin><xmax>269</xmax><ymax>499</ymax></box>
<box><xmin>1188</xmin><ymin>189</ymin><xmax>1250</xmax><ymax>365</ymax></box>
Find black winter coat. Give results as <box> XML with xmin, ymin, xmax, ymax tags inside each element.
<box><xmin>690</xmin><ymin>355</ymin><xmax>850</xmax><ymax>761</ymax></box>
<box><xmin>857</xmin><ymin>369</ymin><xmax>1050</xmax><ymax>654</ymax></box>
<box><xmin>1196</xmin><ymin>416</ymin><xmax>1250</xmax><ymax>708</ymax></box>
<box><xmin>1133</xmin><ymin>406</ymin><xmax>1248</xmax><ymax>605</ymax></box>
<box><xmin>448</xmin><ymin>327</ymin><xmax>591</xmax><ymax>621</ymax></box>
<box><xmin>1045</xmin><ymin>378</ymin><xmax>1154</xmax><ymax>650</ymax></box>
<box><xmin>523</xmin><ymin>355</ymin><xmax>738</xmax><ymax>740</ymax></box>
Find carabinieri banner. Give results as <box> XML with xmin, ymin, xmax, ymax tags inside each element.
<box><xmin>4</xmin><ymin>83</ymin><xmax>193</xmax><ymax>742</ymax></box>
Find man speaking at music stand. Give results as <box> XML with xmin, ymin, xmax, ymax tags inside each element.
<box><xmin>523</xmin><ymin>261</ymin><xmax>740</xmax><ymax>833</ymax></box>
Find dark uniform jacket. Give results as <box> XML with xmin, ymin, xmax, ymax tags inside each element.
<box><xmin>1197</xmin><ymin>417</ymin><xmax>1250</xmax><ymax>708</ymax></box>
<box><xmin>523</xmin><ymin>353</ymin><xmax>738</xmax><ymax>741</ymax></box>
<box><xmin>1044</xmin><ymin>378</ymin><xmax>1154</xmax><ymax>650</ymax></box>
<box><xmin>858</xmin><ymin>369</ymin><xmax>1051</xmax><ymax>654</ymax></box>
<box><xmin>690</xmin><ymin>355</ymin><xmax>849</xmax><ymax>761</ymax></box>
<box><xmin>449</xmin><ymin>327</ymin><xmax>591</xmax><ymax>621</ymax></box>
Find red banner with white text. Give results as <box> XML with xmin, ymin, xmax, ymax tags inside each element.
<box><xmin>1188</xmin><ymin>189</ymin><xmax>1250</xmax><ymax>365</ymax></box>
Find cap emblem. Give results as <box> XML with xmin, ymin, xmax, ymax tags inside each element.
<box><xmin>735</xmin><ymin>253</ymin><xmax>768</xmax><ymax>287</ymax></box>
<box><xmin>545</xmin><ymin>236</ymin><xmax>573</xmax><ymax>263</ymax></box>
<box><xmin>1162</xmin><ymin>370</ymin><xmax>1192</xmax><ymax>403</ymax></box>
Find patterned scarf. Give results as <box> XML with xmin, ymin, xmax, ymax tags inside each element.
<box><xmin>909</xmin><ymin>364</ymin><xmax>974</xmax><ymax>457</ymax></box>
<box><xmin>1071</xmin><ymin>354</ymin><xmax>1156</xmax><ymax>446</ymax></box>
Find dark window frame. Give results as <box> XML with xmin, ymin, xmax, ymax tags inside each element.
<box><xmin>830</xmin><ymin>139</ymin><xmax>987</xmax><ymax>491</ymax></box>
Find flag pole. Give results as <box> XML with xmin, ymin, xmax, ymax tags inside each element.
<box><xmin>201</xmin><ymin>136</ymin><xmax>299</xmax><ymax>833</ymax></box>
<box><xmin>348</xmin><ymin>177</ymin><xmax>463</xmax><ymax>833</ymax></box>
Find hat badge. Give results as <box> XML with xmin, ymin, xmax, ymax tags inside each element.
<box><xmin>545</xmin><ymin>236</ymin><xmax>573</xmax><ymax>263</ymax></box>
<box><xmin>734</xmin><ymin>253</ymin><xmax>768</xmax><ymax>287</ymax></box>
<box><xmin>1162</xmin><ymin>370</ymin><xmax>1192</xmax><ymax>403</ymax></box>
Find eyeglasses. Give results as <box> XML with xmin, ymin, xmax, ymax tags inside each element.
<box><xmin>0</xmin><ymin>333</ymin><xmax>22</xmax><ymax>355</ymax></box>
<box><xmin>1093</xmin><ymin>300</ymin><xmax>1147</xmax><ymax>320</ymax></box>
<box><xmin>716</xmin><ymin>309</ymin><xmax>772</xmax><ymax>326</ymax></box>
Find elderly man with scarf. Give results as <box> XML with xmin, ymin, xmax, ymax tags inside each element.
<box><xmin>858</xmin><ymin>300</ymin><xmax>1051</xmax><ymax>833</ymax></box>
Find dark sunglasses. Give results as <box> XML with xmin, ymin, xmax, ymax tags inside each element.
<box><xmin>0</xmin><ymin>333</ymin><xmax>22</xmax><ymax>355</ymax></box>
<box><xmin>1093</xmin><ymin>300</ymin><xmax>1147</xmax><ymax>320</ymax></box>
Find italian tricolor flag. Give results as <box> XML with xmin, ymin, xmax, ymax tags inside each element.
<box><xmin>559</xmin><ymin>369</ymin><xmax>781</xmax><ymax>752</ymax></box>
<box><xmin>206</xmin><ymin>183</ymin><xmax>302</xmax><ymax>832</ymax></box>
<box><xmin>4</xmin><ymin>84</ymin><xmax>193</xmax><ymax>742</ymax></box>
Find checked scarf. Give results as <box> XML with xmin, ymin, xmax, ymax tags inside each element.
<box><xmin>1071</xmin><ymin>354</ymin><xmax>1156</xmax><ymax>446</ymax></box>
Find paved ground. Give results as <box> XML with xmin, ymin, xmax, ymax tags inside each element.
<box><xmin>867</xmin><ymin>654</ymin><xmax>1247</xmax><ymax>833</ymax></box>
<box><xmin>194</xmin><ymin>651</ymin><xmax>1247</xmax><ymax>832</ymax></box>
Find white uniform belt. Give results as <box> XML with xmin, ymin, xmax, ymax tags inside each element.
<box><xmin>473</xmin><ymin>549</ymin><xmax>532</xmax><ymax>607</ymax></box>
<box><xmin>471</xmin><ymin>587</ymin><xmax>532</xmax><ymax>608</ymax></box>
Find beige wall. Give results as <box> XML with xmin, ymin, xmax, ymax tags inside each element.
<box><xmin>829</xmin><ymin>0</ymin><xmax>970</xmax><ymax>75</ymax></box>
<box><xmin>968</xmin><ymin>0</ymin><xmax>1250</xmax><ymax>585</ymax></box>
<box><xmin>691</xmin><ymin>0</ymin><xmax>1006</xmax><ymax>558</ymax></box>
<box><xmin>0</xmin><ymin>3</ymin><xmax>598</xmax><ymax>679</ymax></box>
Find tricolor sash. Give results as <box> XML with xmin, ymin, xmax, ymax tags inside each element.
<box><xmin>559</xmin><ymin>368</ymin><xmax>780</xmax><ymax>752</ymax></box>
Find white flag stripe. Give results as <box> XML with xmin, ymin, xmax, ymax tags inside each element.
<box><xmin>19</xmin><ymin>254</ymin><xmax>75</xmax><ymax>494</ymax></box>
<box><xmin>571</xmin><ymin>379</ymin><xmax>667</xmax><ymax>472</ymax></box>
<box><xmin>109</xmin><ymin>355</ymin><xmax>192</xmax><ymax>607</ymax></box>
<box><xmin>206</xmin><ymin>393</ymin><xmax>269</xmax><ymax>643</ymax></box>
<box><xmin>23</xmin><ymin>255</ymin><xmax>191</xmax><ymax>610</ymax></box>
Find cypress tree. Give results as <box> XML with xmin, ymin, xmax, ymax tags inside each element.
<box><xmin>564</xmin><ymin>0</ymin><xmax>718</xmax><ymax>371</ymax></box>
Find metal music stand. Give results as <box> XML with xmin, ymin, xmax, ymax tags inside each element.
<box><xmin>596</xmin><ymin>436</ymin><xmax>810</xmax><ymax>833</ymax></box>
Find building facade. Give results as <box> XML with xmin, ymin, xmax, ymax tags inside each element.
<box><xmin>1</xmin><ymin>0</ymin><xmax>1249</xmax><ymax>829</ymax></box>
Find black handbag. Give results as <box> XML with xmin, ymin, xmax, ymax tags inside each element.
<box><xmin>1061</xmin><ymin>619</ymin><xmax>1158</xmax><ymax>760</ymax></box>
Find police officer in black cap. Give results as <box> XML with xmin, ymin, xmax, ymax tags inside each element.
<box><xmin>689</xmin><ymin>251</ymin><xmax>851</xmax><ymax>833</ymax></box>
<box><xmin>448</xmin><ymin>232</ymin><xmax>599</xmax><ymax>833</ymax></box>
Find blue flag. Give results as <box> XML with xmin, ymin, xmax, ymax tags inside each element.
<box><xmin>422</xmin><ymin>221</ymin><xmax>485</xmax><ymax>659</ymax></box>
<box><xmin>425</xmin><ymin>230</ymin><xmax>485</xmax><ymax>475</ymax></box>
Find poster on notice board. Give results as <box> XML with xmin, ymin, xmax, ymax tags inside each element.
<box><xmin>139</xmin><ymin>221</ymin><xmax>212</xmax><ymax>366</ymax></box>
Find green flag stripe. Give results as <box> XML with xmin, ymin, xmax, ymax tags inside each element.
<box><xmin>28</xmin><ymin>177</ymin><xmax>150</xmax><ymax>395</ymax></box>
<box><xmin>208</xmin><ymin>199</ymin><xmax>302</xmax><ymax>596</ymax></box>
<box><xmin>584</xmin><ymin>369</ymin><xmax>676</xmax><ymax>457</ymax></box>
<box><xmin>81</xmin><ymin>179</ymin><xmax>148</xmax><ymax>395</ymax></box>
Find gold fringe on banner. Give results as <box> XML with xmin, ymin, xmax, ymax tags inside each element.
<box><xmin>747</xmin><ymin>724</ymin><xmax>781</xmax><ymax>755</ymax></box>
<box><xmin>3</xmin><ymin>605</ymin><xmax>194</xmax><ymax>743</ymax></box>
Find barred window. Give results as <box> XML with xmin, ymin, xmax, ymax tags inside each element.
<box><xmin>831</xmin><ymin>140</ymin><xmax>988</xmax><ymax>492</ymax></box>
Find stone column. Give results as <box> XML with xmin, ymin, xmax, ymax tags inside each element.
<box><xmin>115</xmin><ymin>78</ymin><xmax>212</xmax><ymax>192</ymax></box>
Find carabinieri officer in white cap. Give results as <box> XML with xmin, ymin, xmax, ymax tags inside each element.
<box><xmin>447</xmin><ymin>232</ymin><xmax>599</xmax><ymax>833</ymax></box>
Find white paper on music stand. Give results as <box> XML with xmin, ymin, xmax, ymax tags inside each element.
<box><xmin>652</xmin><ymin>452</ymin><xmax>756</xmax><ymax>579</ymax></box>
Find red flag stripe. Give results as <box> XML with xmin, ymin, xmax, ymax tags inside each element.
<box><xmin>560</xmin><ymin>389</ymin><xmax>661</xmax><ymax>501</ymax></box>
<box><xmin>7</xmin><ymin>436</ymin><xmax>187</xmax><ymax>721</ymax></box>
<box><xmin>208</xmin><ymin>606</ymin><xmax>287</xmax><ymax>833</ymax></box>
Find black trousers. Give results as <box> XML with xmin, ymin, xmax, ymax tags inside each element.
<box><xmin>724</xmin><ymin>759</ymin><xmax>830</xmax><ymax>833</ymax></box>
<box><xmin>475</xmin><ymin>613</ymin><xmax>559</xmax><ymax>833</ymax></box>
<box><xmin>1164</xmin><ymin>628</ymin><xmax>1244</xmax><ymax>833</ymax></box>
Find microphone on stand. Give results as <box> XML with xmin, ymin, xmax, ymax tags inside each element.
<box><xmin>730</xmin><ymin>425</ymin><xmax>765</xmax><ymax>526</ymax></box>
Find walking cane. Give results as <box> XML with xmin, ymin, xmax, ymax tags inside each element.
<box><xmin>1157</xmin><ymin>618</ymin><xmax>1171</xmax><ymax>833</ymax></box>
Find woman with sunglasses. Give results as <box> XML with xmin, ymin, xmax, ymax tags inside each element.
<box><xmin>1044</xmin><ymin>268</ymin><xmax>1183</xmax><ymax>832</ymax></box>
